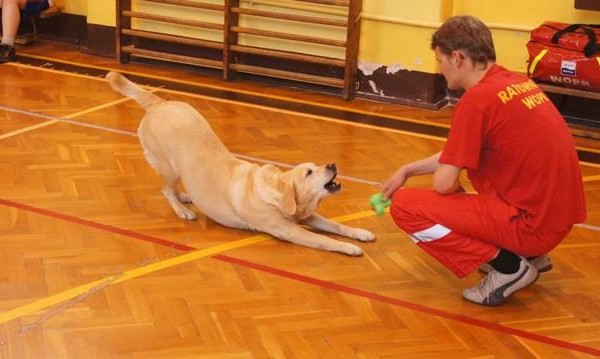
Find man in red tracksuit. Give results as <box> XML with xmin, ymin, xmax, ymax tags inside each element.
<box><xmin>381</xmin><ymin>15</ymin><xmax>586</xmax><ymax>306</ymax></box>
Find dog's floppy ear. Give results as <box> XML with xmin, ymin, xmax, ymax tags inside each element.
<box><xmin>255</xmin><ymin>165</ymin><xmax>297</xmax><ymax>216</ymax></box>
<box><xmin>277</xmin><ymin>171</ymin><xmax>297</xmax><ymax>217</ymax></box>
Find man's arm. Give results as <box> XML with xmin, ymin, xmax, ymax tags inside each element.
<box><xmin>381</xmin><ymin>152</ymin><xmax>443</xmax><ymax>198</ymax></box>
<box><xmin>382</xmin><ymin>152</ymin><xmax>464</xmax><ymax>198</ymax></box>
<box><xmin>433</xmin><ymin>163</ymin><xmax>462</xmax><ymax>194</ymax></box>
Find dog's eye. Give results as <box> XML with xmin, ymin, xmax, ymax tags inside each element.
<box><xmin>306</xmin><ymin>169</ymin><xmax>313</xmax><ymax>177</ymax></box>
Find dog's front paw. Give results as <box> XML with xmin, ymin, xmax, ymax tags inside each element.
<box><xmin>176</xmin><ymin>207</ymin><xmax>197</xmax><ymax>221</ymax></box>
<box><xmin>350</xmin><ymin>229</ymin><xmax>376</xmax><ymax>242</ymax></box>
<box><xmin>337</xmin><ymin>243</ymin><xmax>364</xmax><ymax>256</ymax></box>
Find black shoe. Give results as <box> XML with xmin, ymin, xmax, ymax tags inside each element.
<box><xmin>0</xmin><ymin>44</ymin><xmax>16</xmax><ymax>63</ymax></box>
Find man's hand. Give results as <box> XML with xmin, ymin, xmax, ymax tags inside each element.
<box><xmin>381</xmin><ymin>167</ymin><xmax>408</xmax><ymax>199</ymax></box>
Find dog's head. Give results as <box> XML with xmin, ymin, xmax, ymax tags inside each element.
<box><xmin>277</xmin><ymin>162</ymin><xmax>340</xmax><ymax>219</ymax></box>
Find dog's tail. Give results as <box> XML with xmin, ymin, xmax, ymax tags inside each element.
<box><xmin>105</xmin><ymin>71</ymin><xmax>162</xmax><ymax>109</ymax></box>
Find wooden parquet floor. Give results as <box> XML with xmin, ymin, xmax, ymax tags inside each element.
<box><xmin>0</xmin><ymin>41</ymin><xmax>599</xmax><ymax>358</ymax></box>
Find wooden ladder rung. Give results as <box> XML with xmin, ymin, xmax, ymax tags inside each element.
<box><xmin>295</xmin><ymin>0</ymin><xmax>350</xmax><ymax>6</ymax></box>
<box><xmin>538</xmin><ymin>83</ymin><xmax>600</xmax><ymax>101</ymax></box>
<box><xmin>122</xmin><ymin>29</ymin><xmax>224</xmax><ymax>50</ymax></box>
<box><xmin>122</xmin><ymin>45</ymin><xmax>223</xmax><ymax>69</ymax></box>
<box><xmin>122</xmin><ymin>10</ymin><xmax>223</xmax><ymax>31</ymax></box>
<box><xmin>230</xmin><ymin>63</ymin><xmax>344</xmax><ymax>88</ymax></box>
<box><xmin>117</xmin><ymin>0</ymin><xmax>360</xmax><ymax>99</ymax></box>
<box><xmin>230</xmin><ymin>7</ymin><xmax>347</xmax><ymax>27</ymax></box>
<box><xmin>231</xmin><ymin>26</ymin><xmax>346</xmax><ymax>47</ymax></box>
<box><xmin>141</xmin><ymin>0</ymin><xmax>224</xmax><ymax>12</ymax></box>
<box><xmin>230</xmin><ymin>44</ymin><xmax>345</xmax><ymax>67</ymax></box>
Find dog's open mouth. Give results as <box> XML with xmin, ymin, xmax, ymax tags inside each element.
<box><xmin>324</xmin><ymin>173</ymin><xmax>341</xmax><ymax>193</ymax></box>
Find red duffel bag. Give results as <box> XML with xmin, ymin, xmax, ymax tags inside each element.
<box><xmin>527</xmin><ymin>21</ymin><xmax>600</xmax><ymax>92</ymax></box>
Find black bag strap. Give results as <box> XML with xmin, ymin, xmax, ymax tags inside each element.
<box><xmin>551</xmin><ymin>23</ymin><xmax>599</xmax><ymax>57</ymax></box>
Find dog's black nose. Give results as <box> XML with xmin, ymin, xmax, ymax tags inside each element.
<box><xmin>326</xmin><ymin>163</ymin><xmax>337</xmax><ymax>172</ymax></box>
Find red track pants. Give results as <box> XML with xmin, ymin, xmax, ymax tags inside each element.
<box><xmin>390</xmin><ymin>188</ymin><xmax>571</xmax><ymax>278</ymax></box>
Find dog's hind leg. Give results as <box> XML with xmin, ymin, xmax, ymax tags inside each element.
<box><xmin>162</xmin><ymin>185</ymin><xmax>197</xmax><ymax>220</ymax></box>
<box><xmin>176</xmin><ymin>192</ymin><xmax>193</xmax><ymax>204</ymax></box>
<box><xmin>142</xmin><ymin>146</ymin><xmax>197</xmax><ymax>220</ymax></box>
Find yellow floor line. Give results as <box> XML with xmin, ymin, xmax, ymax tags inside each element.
<box><xmin>331</xmin><ymin>209</ymin><xmax>387</xmax><ymax>222</ymax></box>
<box><xmin>7</xmin><ymin>61</ymin><xmax>600</xmax><ymax>156</ymax></box>
<box><xmin>583</xmin><ymin>175</ymin><xmax>600</xmax><ymax>182</ymax></box>
<box><xmin>0</xmin><ymin>119</ymin><xmax>58</xmax><ymax>140</ymax></box>
<box><xmin>61</xmin><ymin>87</ymin><xmax>162</xmax><ymax>120</ymax></box>
<box><xmin>62</xmin><ymin>98</ymin><xmax>133</xmax><ymax>119</ymax></box>
<box><xmin>161</xmin><ymin>85</ymin><xmax>449</xmax><ymax>141</ymax></box>
<box><xmin>0</xmin><ymin>53</ymin><xmax>597</xmax><ymax>328</ymax></box>
<box><xmin>9</xmin><ymin>57</ymin><xmax>451</xmax><ymax>130</ymax></box>
<box><xmin>17</xmin><ymin>54</ymin><xmax>600</xmax><ymax>157</ymax></box>
<box><xmin>7</xmin><ymin>61</ymin><xmax>109</xmax><ymax>82</ymax></box>
<box><xmin>0</xmin><ymin>234</ymin><xmax>269</xmax><ymax>325</ymax></box>
<box><xmin>7</xmin><ymin>62</ymin><xmax>449</xmax><ymax>143</ymax></box>
<box><xmin>6</xmin><ymin>62</ymin><xmax>446</xmax><ymax>141</ymax></box>
<box><xmin>581</xmin><ymin>162</ymin><xmax>600</xmax><ymax>169</ymax></box>
<box><xmin>0</xmin><ymin>210</ymin><xmax>379</xmax><ymax>325</ymax></box>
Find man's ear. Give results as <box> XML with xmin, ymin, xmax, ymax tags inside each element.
<box><xmin>452</xmin><ymin>50</ymin><xmax>467</xmax><ymax>66</ymax></box>
<box><xmin>278</xmin><ymin>174</ymin><xmax>297</xmax><ymax>217</ymax></box>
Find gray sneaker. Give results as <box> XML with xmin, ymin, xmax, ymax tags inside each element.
<box><xmin>479</xmin><ymin>254</ymin><xmax>552</xmax><ymax>274</ymax></box>
<box><xmin>463</xmin><ymin>258</ymin><xmax>540</xmax><ymax>306</ymax></box>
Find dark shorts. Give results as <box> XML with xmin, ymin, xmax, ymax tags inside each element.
<box><xmin>23</xmin><ymin>1</ymin><xmax>49</xmax><ymax>16</ymax></box>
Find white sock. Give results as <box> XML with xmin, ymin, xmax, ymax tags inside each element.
<box><xmin>1</xmin><ymin>37</ymin><xmax>15</xmax><ymax>47</ymax></box>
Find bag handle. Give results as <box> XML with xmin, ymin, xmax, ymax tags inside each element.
<box><xmin>551</xmin><ymin>24</ymin><xmax>599</xmax><ymax>57</ymax></box>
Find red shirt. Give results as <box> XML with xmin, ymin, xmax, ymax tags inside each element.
<box><xmin>440</xmin><ymin>65</ymin><xmax>586</xmax><ymax>234</ymax></box>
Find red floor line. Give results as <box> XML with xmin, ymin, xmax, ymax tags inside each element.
<box><xmin>0</xmin><ymin>198</ymin><xmax>195</xmax><ymax>252</ymax></box>
<box><xmin>1</xmin><ymin>197</ymin><xmax>598</xmax><ymax>356</ymax></box>
<box><xmin>215</xmin><ymin>254</ymin><xmax>600</xmax><ymax>357</ymax></box>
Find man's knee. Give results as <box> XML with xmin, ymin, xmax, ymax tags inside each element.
<box><xmin>390</xmin><ymin>188</ymin><xmax>422</xmax><ymax>231</ymax></box>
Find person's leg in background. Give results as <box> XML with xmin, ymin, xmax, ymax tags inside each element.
<box><xmin>0</xmin><ymin>0</ymin><xmax>27</xmax><ymax>63</ymax></box>
<box><xmin>15</xmin><ymin>0</ymin><xmax>54</xmax><ymax>46</ymax></box>
<box><xmin>40</xmin><ymin>0</ymin><xmax>62</xmax><ymax>18</ymax></box>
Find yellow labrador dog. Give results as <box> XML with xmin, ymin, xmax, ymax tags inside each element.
<box><xmin>106</xmin><ymin>72</ymin><xmax>375</xmax><ymax>255</ymax></box>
